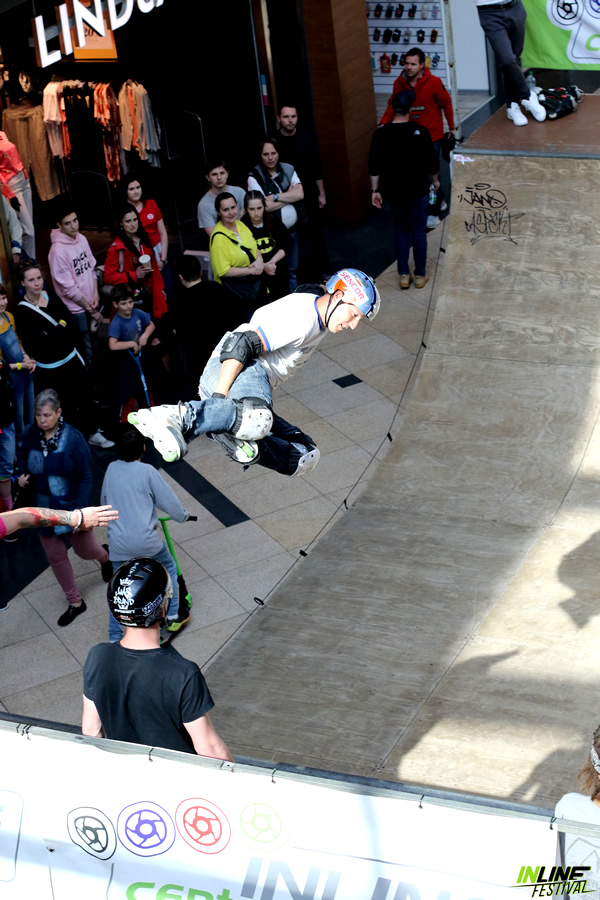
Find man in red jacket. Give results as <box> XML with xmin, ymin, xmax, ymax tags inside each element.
<box><xmin>379</xmin><ymin>48</ymin><xmax>456</xmax><ymax>150</ymax></box>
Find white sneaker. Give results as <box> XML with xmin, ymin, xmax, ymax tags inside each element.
<box><xmin>128</xmin><ymin>404</ymin><xmax>189</xmax><ymax>462</ymax></box>
<box><xmin>507</xmin><ymin>102</ymin><xmax>528</xmax><ymax>126</ymax></box>
<box><xmin>522</xmin><ymin>90</ymin><xmax>546</xmax><ymax>122</ymax></box>
<box><xmin>88</xmin><ymin>431</ymin><xmax>115</xmax><ymax>449</ymax></box>
<box><xmin>232</xmin><ymin>398</ymin><xmax>273</xmax><ymax>441</ymax></box>
<box><xmin>440</xmin><ymin>200</ymin><xmax>448</xmax><ymax>212</ymax></box>
<box><xmin>207</xmin><ymin>432</ymin><xmax>259</xmax><ymax>465</ymax></box>
<box><xmin>427</xmin><ymin>215</ymin><xmax>441</xmax><ymax>228</ymax></box>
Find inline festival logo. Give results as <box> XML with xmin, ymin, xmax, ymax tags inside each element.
<box><xmin>513</xmin><ymin>864</ymin><xmax>595</xmax><ymax>896</ymax></box>
<box><xmin>548</xmin><ymin>0</ymin><xmax>600</xmax><ymax>63</ymax></box>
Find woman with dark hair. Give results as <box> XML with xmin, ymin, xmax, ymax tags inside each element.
<box><xmin>555</xmin><ymin>725</ymin><xmax>600</xmax><ymax>891</ymax></box>
<box><xmin>248</xmin><ymin>137</ymin><xmax>303</xmax><ymax>291</ymax></box>
<box><xmin>209</xmin><ymin>191</ymin><xmax>266</xmax><ymax>318</ymax></box>
<box><xmin>104</xmin><ymin>205</ymin><xmax>168</xmax><ymax>322</ymax></box>
<box><xmin>17</xmin><ymin>388</ymin><xmax>113</xmax><ymax>626</ymax></box>
<box><xmin>15</xmin><ymin>261</ymin><xmax>111</xmax><ymax>445</ymax></box>
<box><xmin>242</xmin><ymin>190</ymin><xmax>290</xmax><ymax>301</ymax></box>
<box><xmin>121</xmin><ymin>173</ymin><xmax>168</xmax><ymax>269</ymax></box>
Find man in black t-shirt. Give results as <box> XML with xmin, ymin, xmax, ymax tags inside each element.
<box><xmin>369</xmin><ymin>90</ymin><xmax>439</xmax><ymax>291</ymax></box>
<box><xmin>82</xmin><ymin>557</ymin><xmax>234</xmax><ymax>760</ymax></box>
<box><xmin>276</xmin><ymin>104</ymin><xmax>330</xmax><ymax>276</ymax></box>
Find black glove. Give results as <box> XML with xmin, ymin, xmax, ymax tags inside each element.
<box><xmin>9</xmin><ymin>196</ymin><xmax>20</xmax><ymax>212</ymax></box>
<box><xmin>212</xmin><ymin>392</ymin><xmax>226</xmax><ymax>399</ymax></box>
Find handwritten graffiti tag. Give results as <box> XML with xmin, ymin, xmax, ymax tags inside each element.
<box><xmin>458</xmin><ymin>182</ymin><xmax>524</xmax><ymax>245</ymax></box>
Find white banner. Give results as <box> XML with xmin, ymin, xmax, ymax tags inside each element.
<box><xmin>0</xmin><ymin>725</ymin><xmax>557</xmax><ymax>899</ymax></box>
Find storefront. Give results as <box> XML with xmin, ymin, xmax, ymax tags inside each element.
<box><xmin>0</xmin><ymin>0</ymin><xmax>273</xmax><ymax>255</ymax></box>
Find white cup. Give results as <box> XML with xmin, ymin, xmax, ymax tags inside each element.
<box><xmin>138</xmin><ymin>254</ymin><xmax>151</xmax><ymax>265</ymax></box>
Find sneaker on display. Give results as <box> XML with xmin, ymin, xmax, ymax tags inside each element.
<box><xmin>88</xmin><ymin>430</ymin><xmax>115</xmax><ymax>449</ymax></box>
<box><xmin>522</xmin><ymin>90</ymin><xmax>547</xmax><ymax>122</ymax></box>
<box><xmin>507</xmin><ymin>102</ymin><xmax>528</xmax><ymax>126</ymax></box>
<box><xmin>128</xmin><ymin>403</ymin><xmax>190</xmax><ymax>462</ymax></box>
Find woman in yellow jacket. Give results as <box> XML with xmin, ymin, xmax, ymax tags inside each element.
<box><xmin>209</xmin><ymin>191</ymin><xmax>266</xmax><ymax>318</ymax></box>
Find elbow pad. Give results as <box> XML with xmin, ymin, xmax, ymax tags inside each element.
<box><xmin>220</xmin><ymin>331</ymin><xmax>263</xmax><ymax>367</ymax></box>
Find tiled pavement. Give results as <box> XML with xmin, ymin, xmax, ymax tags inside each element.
<box><xmin>0</xmin><ymin>225</ymin><xmax>447</xmax><ymax>727</ymax></box>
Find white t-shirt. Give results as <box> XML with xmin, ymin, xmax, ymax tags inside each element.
<box><xmin>555</xmin><ymin>793</ymin><xmax>600</xmax><ymax>894</ymax></box>
<box><xmin>247</xmin><ymin>170</ymin><xmax>301</xmax><ymax>231</ymax></box>
<box><xmin>213</xmin><ymin>293</ymin><xmax>324</xmax><ymax>389</ymax></box>
<box><xmin>197</xmin><ymin>185</ymin><xmax>247</xmax><ymax>229</ymax></box>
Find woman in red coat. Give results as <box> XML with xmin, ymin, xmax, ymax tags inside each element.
<box><xmin>104</xmin><ymin>205</ymin><xmax>168</xmax><ymax>321</ymax></box>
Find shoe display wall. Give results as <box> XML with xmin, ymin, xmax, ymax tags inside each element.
<box><xmin>369</xmin><ymin>0</ymin><xmax>449</xmax><ymax>94</ymax></box>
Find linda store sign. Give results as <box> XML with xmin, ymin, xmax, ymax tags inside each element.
<box><xmin>33</xmin><ymin>0</ymin><xmax>164</xmax><ymax>68</ymax></box>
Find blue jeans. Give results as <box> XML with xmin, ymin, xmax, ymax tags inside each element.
<box><xmin>188</xmin><ymin>341</ymin><xmax>274</xmax><ymax>440</ymax></box>
<box><xmin>391</xmin><ymin>195</ymin><xmax>429</xmax><ymax>277</ymax></box>
<box><xmin>0</xmin><ymin>423</ymin><xmax>15</xmax><ymax>479</ymax></box>
<box><xmin>108</xmin><ymin>542</ymin><xmax>179</xmax><ymax>642</ymax></box>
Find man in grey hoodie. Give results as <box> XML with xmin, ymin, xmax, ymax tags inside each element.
<box><xmin>48</xmin><ymin>203</ymin><xmax>102</xmax><ymax>369</ymax></box>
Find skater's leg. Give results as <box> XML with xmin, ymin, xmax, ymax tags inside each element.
<box><xmin>257</xmin><ymin>414</ymin><xmax>320</xmax><ymax>477</ymax></box>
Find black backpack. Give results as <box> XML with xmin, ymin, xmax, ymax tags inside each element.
<box><xmin>538</xmin><ymin>86</ymin><xmax>583</xmax><ymax>120</ymax></box>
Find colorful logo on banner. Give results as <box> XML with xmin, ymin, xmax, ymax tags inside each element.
<box><xmin>67</xmin><ymin>807</ymin><xmax>116</xmax><ymax>860</ymax></box>
<box><xmin>67</xmin><ymin>796</ymin><xmax>290</xmax><ymax>860</ymax></box>
<box><xmin>513</xmin><ymin>864</ymin><xmax>595</xmax><ymax>896</ymax></box>
<box><xmin>117</xmin><ymin>801</ymin><xmax>176</xmax><ymax>857</ymax></box>
<box><xmin>236</xmin><ymin>797</ymin><xmax>291</xmax><ymax>852</ymax></box>
<box><xmin>175</xmin><ymin>798</ymin><xmax>231</xmax><ymax>855</ymax></box>
<box><xmin>523</xmin><ymin>0</ymin><xmax>600</xmax><ymax>69</ymax></box>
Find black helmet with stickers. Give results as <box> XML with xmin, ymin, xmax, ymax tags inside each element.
<box><xmin>107</xmin><ymin>558</ymin><xmax>172</xmax><ymax>628</ymax></box>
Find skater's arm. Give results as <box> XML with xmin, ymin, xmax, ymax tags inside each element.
<box><xmin>184</xmin><ymin>714</ymin><xmax>234</xmax><ymax>762</ymax></box>
<box><xmin>214</xmin><ymin>358</ymin><xmax>244</xmax><ymax>396</ymax></box>
<box><xmin>82</xmin><ymin>695</ymin><xmax>105</xmax><ymax>738</ymax></box>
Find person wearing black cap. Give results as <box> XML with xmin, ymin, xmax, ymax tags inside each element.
<box><xmin>82</xmin><ymin>557</ymin><xmax>233</xmax><ymax>760</ymax></box>
<box><xmin>369</xmin><ymin>89</ymin><xmax>439</xmax><ymax>290</ymax></box>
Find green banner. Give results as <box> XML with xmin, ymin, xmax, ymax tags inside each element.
<box><xmin>523</xmin><ymin>0</ymin><xmax>600</xmax><ymax>69</ymax></box>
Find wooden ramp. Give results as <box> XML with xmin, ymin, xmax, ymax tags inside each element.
<box><xmin>207</xmin><ymin>101</ymin><xmax>600</xmax><ymax>808</ymax></box>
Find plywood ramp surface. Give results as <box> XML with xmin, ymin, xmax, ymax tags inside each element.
<box><xmin>207</xmin><ymin>154</ymin><xmax>600</xmax><ymax>808</ymax></box>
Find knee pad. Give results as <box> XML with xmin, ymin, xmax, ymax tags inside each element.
<box><xmin>288</xmin><ymin>441</ymin><xmax>320</xmax><ymax>477</ymax></box>
<box><xmin>232</xmin><ymin>397</ymin><xmax>273</xmax><ymax>441</ymax></box>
